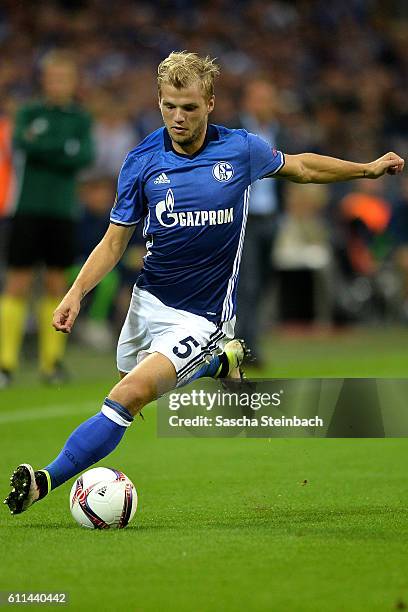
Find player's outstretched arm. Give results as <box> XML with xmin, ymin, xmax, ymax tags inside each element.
<box><xmin>275</xmin><ymin>151</ymin><xmax>405</xmax><ymax>184</ymax></box>
<box><xmin>53</xmin><ymin>223</ymin><xmax>135</xmax><ymax>333</ymax></box>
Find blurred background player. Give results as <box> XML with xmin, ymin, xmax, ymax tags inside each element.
<box><xmin>0</xmin><ymin>51</ymin><xmax>94</xmax><ymax>388</ymax></box>
<box><xmin>89</xmin><ymin>91</ymin><xmax>135</xmax><ymax>178</ymax></box>
<box><xmin>236</xmin><ymin>79</ymin><xmax>281</xmax><ymax>365</ymax></box>
<box><xmin>272</xmin><ymin>182</ymin><xmax>332</xmax><ymax>324</ymax></box>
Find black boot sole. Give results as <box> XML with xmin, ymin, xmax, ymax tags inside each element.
<box><xmin>4</xmin><ymin>465</ymin><xmax>31</xmax><ymax>515</ymax></box>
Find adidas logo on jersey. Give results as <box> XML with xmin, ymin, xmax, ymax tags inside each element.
<box><xmin>154</xmin><ymin>173</ymin><xmax>171</xmax><ymax>184</ymax></box>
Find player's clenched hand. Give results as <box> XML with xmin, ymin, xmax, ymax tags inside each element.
<box><xmin>53</xmin><ymin>295</ymin><xmax>81</xmax><ymax>333</ymax></box>
<box><xmin>365</xmin><ymin>152</ymin><xmax>405</xmax><ymax>178</ymax></box>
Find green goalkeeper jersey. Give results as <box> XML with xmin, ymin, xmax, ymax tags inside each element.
<box><xmin>13</xmin><ymin>100</ymin><xmax>94</xmax><ymax>220</ymax></box>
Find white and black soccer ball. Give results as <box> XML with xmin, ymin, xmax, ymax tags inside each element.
<box><xmin>69</xmin><ymin>467</ymin><xmax>137</xmax><ymax>529</ymax></box>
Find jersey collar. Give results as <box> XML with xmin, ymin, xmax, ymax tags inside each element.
<box><xmin>163</xmin><ymin>124</ymin><xmax>219</xmax><ymax>159</ymax></box>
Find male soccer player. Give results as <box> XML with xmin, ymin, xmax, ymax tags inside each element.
<box><xmin>4</xmin><ymin>51</ymin><xmax>404</xmax><ymax>515</ymax></box>
<box><xmin>0</xmin><ymin>51</ymin><xmax>94</xmax><ymax>388</ymax></box>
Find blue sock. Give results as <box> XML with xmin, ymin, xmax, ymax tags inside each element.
<box><xmin>187</xmin><ymin>353</ymin><xmax>229</xmax><ymax>383</ymax></box>
<box><xmin>189</xmin><ymin>355</ymin><xmax>221</xmax><ymax>381</ymax></box>
<box><xmin>44</xmin><ymin>398</ymin><xmax>133</xmax><ymax>489</ymax></box>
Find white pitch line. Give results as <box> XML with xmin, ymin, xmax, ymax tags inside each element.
<box><xmin>0</xmin><ymin>401</ymin><xmax>96</xmax><ymax>425</ymax></box>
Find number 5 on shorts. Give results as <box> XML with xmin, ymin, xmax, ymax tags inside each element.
<box><xmin>173</xmin><ymin>336</ymin><xmax>200</xmax><ymax>358</ymax></box>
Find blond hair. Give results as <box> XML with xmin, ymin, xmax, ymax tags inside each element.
<box><xmin>158</xmin><ymin>51</ymin><xmax>220</xmax><ymax>100</ymax></box>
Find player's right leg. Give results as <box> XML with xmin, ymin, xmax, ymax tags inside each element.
<box><xmin>4</xmin><ymin>351</ymin><xmax>176</xmax><ymax>515</ymax></box>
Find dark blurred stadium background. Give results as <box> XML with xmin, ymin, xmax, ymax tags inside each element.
<box><xmin>1</xmin><ymin>0</ymin><xmax>408</xmax><ymax>359</ymax></box>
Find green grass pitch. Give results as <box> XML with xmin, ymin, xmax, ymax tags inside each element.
<box><xmin>1</xmin><ymin>328</ymin><xmax>408</xmax><ymax>611</ymax></box>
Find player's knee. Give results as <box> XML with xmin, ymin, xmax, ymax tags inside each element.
<box><xmin>108</xmin><ymin>377</ymin><xmax>152</xmax><ymax>416</ymax></box>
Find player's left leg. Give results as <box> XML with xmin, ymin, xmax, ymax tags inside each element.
<box><xmin>4</xmin><ymin>352</ymin><xmax>176</xmax><ymax>515</ymax></box>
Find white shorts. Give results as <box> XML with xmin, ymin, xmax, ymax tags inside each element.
<box><xmin>117</xmin><ymin>287</ymin><xmax>235</xmax><ymax>386</ymax></box>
